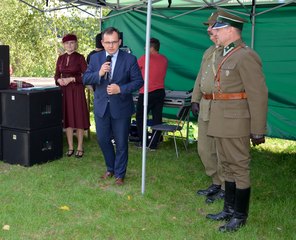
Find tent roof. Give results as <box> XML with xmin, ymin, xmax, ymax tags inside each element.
<box><xmin>19</xmin><ymin>0</ymin><xmax>296</xmax><ymax>16</ymax></box>
<box><xmin>61</xmin><ymin>0</ymin><xmax>293</xmax><ymax>9</ymax></box>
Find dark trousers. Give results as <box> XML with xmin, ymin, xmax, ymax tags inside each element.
<box><xmin>95</xmin><ymin>104</ymin><xmax>131</xmax><ymax>179</ymax></box>
<box><xmin>136</xmin><ymin>89</ymin><xmax>165</xmax><ymax>148</ymax></box>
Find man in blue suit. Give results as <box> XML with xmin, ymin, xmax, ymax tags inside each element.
<box><xmin>83</xmin><ymin>27</ymin><xmax>144</xmax><ymax>185</ymax></box>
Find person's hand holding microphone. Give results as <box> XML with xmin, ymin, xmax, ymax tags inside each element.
<box><xmin>99</xmin><ymin>55</ymin><xmax>121</xmax><ymax>95</ymax></box>
<box><xmin>99</xmin><ymin>55</ymin><xmax>112</xmax><ymax>78</ymax></box>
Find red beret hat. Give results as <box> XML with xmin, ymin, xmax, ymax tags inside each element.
<box><xmin>62</xmin><ymin>34</ymin><xmax>77</xmax><ymax>43</ymax></box>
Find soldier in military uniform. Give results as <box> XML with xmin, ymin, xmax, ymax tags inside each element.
<box><xmin>191</xmin><ymin>11</ymin><xmax>225</xmax><ymax>204</ymax></box>
<box><xmin>205</xmin><ymin>12</ymin><xmax>268</xmax><ymax>232</ymax></box>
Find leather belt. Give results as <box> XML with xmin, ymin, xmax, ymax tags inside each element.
<box><xmin>203</xmin><ymin>92</ymin><xmax>247</xmax><ymax>100</ymax></box>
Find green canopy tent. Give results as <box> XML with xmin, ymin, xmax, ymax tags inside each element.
<box><xmin>19</xmin><ymin>0</ymin><xmax>296</xmax><ymax>194</ymax></box>
<box><xmin>19</xmin><ymin>1</ymin><xmax>296</xmax><ymax>140</ymax></box>
<box><xmin>100</xmin><ymin>2</ymin><xmax>296</xmax><ymax>141</ymax></box>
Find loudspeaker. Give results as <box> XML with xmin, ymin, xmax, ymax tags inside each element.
<box><xmin>2</xmin><ymin>125</ymin><xmax>63</xmax><ymax>167</ymax></box>
<box><xmin>0</xmin><ymin>127</ymin><xmax>2</xmax><ymax>160</ymax></box>
<box><xmin>119</xmin><ymin>32</ymin><xmax>123</xmax><ymax>48</ymax></box>
<box><xmin>1</xmin><ymin>87</ymin><xmax>62</xmax><ymax>130</ymax></box>
<box><xmin>129</xmin><ymin>120</ymin><xmax>139</xmax><ymax>142</ymax></box>
<box><xmin>0</xmin><ymin>45</ymin><xmax>10</xmax><ymax>90</ymax></box>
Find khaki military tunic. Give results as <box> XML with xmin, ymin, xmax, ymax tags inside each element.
<box><xmin>192</xmin><ymin>45</ymin><xmax>223</xmax><ymax>120</ymax></box>
<box><xmin>208</xmin><ymin>39</ymin><xmax>268</xmax><ymax>188</ymax></box>
<box><xmin>191</xmin><ymin>45</ymin><xmax>224</xmax><ymax>185</ymax></box>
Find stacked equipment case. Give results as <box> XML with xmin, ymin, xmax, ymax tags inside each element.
<box><xmin>0</xmin><ymin>88</ymin><xmax>63</xmax><ymax>166</ymax></box>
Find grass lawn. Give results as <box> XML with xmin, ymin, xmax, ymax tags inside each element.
<box><xmin>0</xmin><ymin>132</ymin><xmax>295</xmax><ymax>240</ymax></box>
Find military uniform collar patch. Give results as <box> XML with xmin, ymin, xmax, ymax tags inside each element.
<box><xmin>223</xmin><ymin>42</ymin><xmax>235</xmax><ymax>56</ymax></box>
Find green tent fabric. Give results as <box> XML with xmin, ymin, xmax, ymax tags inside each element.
<box><xmin>102</xmin><ymin>5</ymin><xmax>296</xmax><ymax>140</ymax></box>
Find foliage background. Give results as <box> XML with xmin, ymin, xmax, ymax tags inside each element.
<box><xmin>0</xmin><ymin>0</ymin><xmax>104</xmax><ymax>77</ymax></box>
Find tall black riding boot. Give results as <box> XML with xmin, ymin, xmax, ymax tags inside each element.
<box><xmin>219</xmin><ymin>187</ymin><xmax>251</xmax><ymax>232</ymax></box>
<box><xmin>206</xmin><ymin>181</ymin><xmax>235</xmax><ymax>221</ymax></box>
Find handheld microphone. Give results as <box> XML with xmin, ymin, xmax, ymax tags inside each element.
<box><xmin>104</xmin><ymin>55</ymin><xmax>112</xmax><ymax>80</ymax></box>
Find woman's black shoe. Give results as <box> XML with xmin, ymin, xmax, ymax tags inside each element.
<box><xmin>66</xmin><ymin>149</ymin><xmax>74</xmax><ymax>157</ymax></box>
<box><xmin>75</xmin><ymin>150</ymin><xmax>84</xmax><ymax>158</ymax></box>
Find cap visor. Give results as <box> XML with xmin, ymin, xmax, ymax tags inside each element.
<box><xmin>212</xmin><ymin>22</ymin><xmax>229</xmax><ymax>29</ymax></box>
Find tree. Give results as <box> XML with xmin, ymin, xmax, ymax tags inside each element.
<box><xmin>0</xmin><ymin>0</ymin><xmax>102</xmax><ymax>77</ymax></box>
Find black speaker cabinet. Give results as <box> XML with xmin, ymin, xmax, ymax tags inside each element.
<box><xmin>0</xmin><ymin>127</ymin><xmax>2</xmax><ymax>161</ymax></box>
<box><xmin>0</xmin><ymin>45</ymin><xmax>10</xmax><ymax>90</ymax></box>
<box><xmin>2</xmin><ymin>126</ymin><xmax>63</xmax><ymax>167</ymax></box>
<box><xmin>0</xmin><ymin>87</ymin><xmax>62</xmax><ymax>130</ymax></box>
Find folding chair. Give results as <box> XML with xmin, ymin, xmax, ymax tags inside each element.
<box><xmin>148</xmin><ymin>105</ymin><xmax>191</xmax><ymax>158</ymax></box>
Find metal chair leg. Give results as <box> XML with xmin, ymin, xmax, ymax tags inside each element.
<box><xmin>173</xmin><ymin>133</ymin><xmax>179</xmax><ymax>158</ymax></box>
<box><xmin>180</xmin><ymin>132</ymin><xmax>187</xmax><ymax>151</ymax></box>
<box><xmin>148</xmin><ymin>131</ymin><xmax>157</xmax><ymax>148</ymax></box>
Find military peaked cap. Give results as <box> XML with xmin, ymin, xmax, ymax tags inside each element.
<box><xmin>203</xmin><ymin>10</ymin><xmax>231</xmax><ymax>26</ymax></box>
<box><xmin>212</xmin><ymin>11</ymin><xmax>248</xmax><ymax>30</ymax></box>
<box><xmin>203</xmin><ymin>11</ymin><xmax>219</xmax><ymax>26</ymax></box>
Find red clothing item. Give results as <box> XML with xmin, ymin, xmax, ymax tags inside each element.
<box><xmin>54</xmin><ymin>51</ymin><xmax>90</xmax><ymax>129</ymax></box>
<box><xmin>138</xmin><ymin>53</ymin><xmax>168</xmax><ymax>94</ymax></box>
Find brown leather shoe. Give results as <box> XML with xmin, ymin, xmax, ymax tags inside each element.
<box><xmin>101</xmin><ymin>171</ymin><xmax>114</xmax><ymax>179</ymax></box>
<box><xmin>115</xmin><ymin>178</ymin><xmax>124</xmax><ymax>185</ymax></box>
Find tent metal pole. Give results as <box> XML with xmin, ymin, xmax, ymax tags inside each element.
<box><xmin>18</xmin><ymin>0</ymin><xmax>44</xmax><ymax>12</ymax></box>
<box><xmin>255</xmin><ymin>1</ymin><xmax>296</xmax><ymax>16</ymax></box>
<box><xmin>251</xmin><ymin>0</ymin><xmax>256</xmax><ymax>49</ymax></box>
<box><xmin>102</xmin><ymin>9</ymin><xmax>134</xmax><ymax>20</ymax></box>
<box><xmin>135</xmin><ymin>9</ymin><xmax>170</xmax><ymax>19</ymax></box>
<box><xmin>100</xmin><ymin>6</ymin><xmax>103</xmax><ymax>32</ymax></box>
<box><xmin>141</xmin><ymin>0</ymin><xmax>152</xmax><ymax>195</ymax></box>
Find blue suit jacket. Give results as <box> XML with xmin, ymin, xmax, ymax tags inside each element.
<box><xmin>83</xmin><ymin>50</ymin><xmax>144</xmax><ymax>119</ymax></box>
